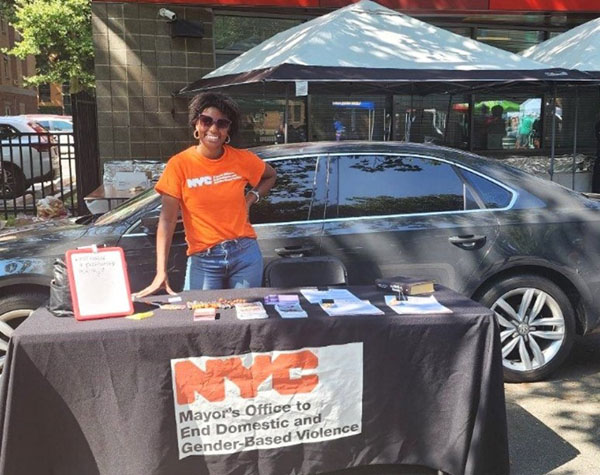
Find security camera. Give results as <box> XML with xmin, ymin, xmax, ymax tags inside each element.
<box><xmin>158</xmin><ymin>8</ymin><xmax>177</xmax><ymax>21</ymax></box>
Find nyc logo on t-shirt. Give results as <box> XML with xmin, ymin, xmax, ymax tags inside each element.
<box><xmin>187</xmin><ymin>172</ymin><xmax>242</xmax><ymax>188</ymax></box>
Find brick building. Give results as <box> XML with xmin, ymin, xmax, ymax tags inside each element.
<box><xmin>0</xmin><ymin>18</ymin><xmax>37</xmax><ymax>115</ymax></box>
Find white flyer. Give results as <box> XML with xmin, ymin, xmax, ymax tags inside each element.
<box><xmin>300</xmin><ymin>288</ymin><xmax>362</xmax><ymax>304</ymax></box>
<box><xmin>385</xmin><ymin>295</ymin><xmax>452</xmax><ymax>314</ymax></box>
<box><xmin>320</xmin><ymin>299</ymin><xmax>384</xmax><ymax>317</ymax></box>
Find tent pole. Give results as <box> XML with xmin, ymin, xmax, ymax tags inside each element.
<box><xmin>549</xmin><ymin>84</ymin><xmax>557</xmax><ymax>182</ymax></box>
<box><xmin>408</xmin><ymin>85</ymin><xmax>414</xmax><ymax>142</ymax></box>
<box><xmin>468</xmin><ymin>93</ymin><xmax>474</xmax><ymax>151</ymax></box>
<box><xmin>306</xmin><ymin>94</ymin><xmax>312</xmax><ymax>142</ymax></box>
<box><xmin>444</xmin><ymin>94</ymin><xmax>453</xmax><ymax>144</ymax></box>
<box><xmin>571</xmin><ymin>86</ymin><xmax>579</xmax><ymax>190</ymax></box>
<box><xmin>284</xmin><ymin>83</ymin><xmax>290</xmax><ymax>144</ymax></box>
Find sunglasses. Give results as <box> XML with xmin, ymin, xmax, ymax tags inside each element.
<box><xmin>197</xmin><ymin>114</ymin><xmax>232</xmax><ymax>130</ymax></box>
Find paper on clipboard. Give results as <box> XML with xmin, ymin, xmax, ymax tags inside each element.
<box><xmin>66</xmin><ymin>246</ymin><xmax>134</xmax><ymax>320</ymax></box>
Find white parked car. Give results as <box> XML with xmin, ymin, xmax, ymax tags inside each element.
<box><xmin>22</xmin><ymin>114</ymin><xmax>74</xmax><ymax>159</ymax></box>
<box><xmin>0</xmin><ymin>116</ymin><xmax>58</xmax><ymax>198</ymax></box>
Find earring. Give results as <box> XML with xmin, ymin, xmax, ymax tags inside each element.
<box><xmin>193</xmin><ymin>129</ymin><xmax>199</xmax><ymax>140</ymax></box>
<box><xmin>225</xmin><ymin>136</ymin><xmax>231</xmax><ymax>144</ymax></box>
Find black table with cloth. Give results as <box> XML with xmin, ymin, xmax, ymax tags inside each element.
<box><xmin>0</xmin><ymin>286</ymin><xmax>509</xmax><ymax>475</ymax></box>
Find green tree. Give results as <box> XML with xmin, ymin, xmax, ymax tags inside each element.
<box><xmin>4</xmin><ymin>0</ymin><xmax>94</xmax><ymax>93</ymax></box>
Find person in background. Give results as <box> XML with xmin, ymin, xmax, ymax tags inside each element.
<box><xmin>531</xmin><ymin>117</ymin><xmax>541</xmax><ymax>149</ymax></box>
<box><xmin>136</xmin><ymin>92</ymin><xmax>277</xmax><ymax>296</ymax></box>
<box><xmin>517</xmin><ymin>114</ymin><xmax>534</xmax><ymax>148</ymax></box>
<box><xmin>486</xmin><ymin>105</ymin><xmax>505</xmax><ymax>149</ymax></box>
<box><xmin>333</xmin><ymin>114</ymin><xmax>346</xmax><ymax>141</ymax></box>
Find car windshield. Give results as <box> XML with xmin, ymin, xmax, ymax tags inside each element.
<box><xmin>94</xmin><ymin>188</ymin><xmax>158</xmax><ymax>226</ymax></box>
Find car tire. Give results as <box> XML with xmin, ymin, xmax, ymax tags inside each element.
<box><xmin>0</xmin><ymin>290</ymin><xmax>48</xmax><ymax>373</ymax></box>
<box><xmin>477</xmin><ymin>274</ymin><xmax>575</xmax><ymax>383</ymax></box>
<box><xmin>0</xmin><ymin>162</ymin><xmax>26</xmax><ymax>198</ymax></box>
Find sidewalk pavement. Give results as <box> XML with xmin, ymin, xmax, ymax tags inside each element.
<box><xmin>505</xmin><ymin>332</ymin><xmax>600</xmax><ymax>474</ymax></box>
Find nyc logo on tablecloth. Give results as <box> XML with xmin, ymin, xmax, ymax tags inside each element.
<box><xmin>171</xmin><ymin>343</ymin><xmax>363</xmax><ymax>458</ymax></box>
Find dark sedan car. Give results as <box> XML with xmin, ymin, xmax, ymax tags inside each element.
<box><xmin>2</xmin><ymin>141</ymin><xmax>600</xmax><ymax>382</ymax></box>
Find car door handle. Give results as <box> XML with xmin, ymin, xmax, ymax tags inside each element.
<box><xmin>275</xmin><ymin>245</ymin><xmax>315</xmax><ymax>257</ymax></box>
<box><xmin>448</xmin><ymin>234</ymin><xmax>486</xmax><ymax>250</ymax></box>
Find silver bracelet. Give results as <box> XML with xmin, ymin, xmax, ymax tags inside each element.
<box><xmin>248</xmin><ymin>189</ymin><xmax>260</xmax><ymax>203</ymax></box>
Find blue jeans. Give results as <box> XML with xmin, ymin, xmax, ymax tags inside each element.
<box><xmin>184</xmin><ymin>238</ymin><xmax>263</xmax><ymax>290</ymax></box>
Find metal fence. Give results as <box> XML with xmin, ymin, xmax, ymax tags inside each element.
<box><xmin>1</xmin><ymin>131</ymin><xmax>78</xmax><ymax>219</ymax></box>
<box><xmin>72</xmin><ymin>91</ymin><xmax>101</xmax><ymax>215</ymax></box>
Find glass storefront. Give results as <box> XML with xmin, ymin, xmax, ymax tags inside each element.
<box><xmin>392</xmin><ymin>94</ymin><xmax>469</xmax><ymax>149</ymax></box>
<box><xmin>309</xmin><ymin>95</ymin><xmax>390</xmax><ymax>142</ymax></box>
<box><xmin>471</xmin><ymin>95</ymin><xmax>543</xmax><ymax>151</ymax></box>
<box><xmin>234</xmin><ymin>95</ymin><xmax>306</xmax><ymax>148</ymax></box>
<box><xmin>475</xmin><ymin>28</ymin><xmax>545</xmax><ymax>53</ymax></box>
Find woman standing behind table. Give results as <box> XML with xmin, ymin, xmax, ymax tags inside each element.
<box><xmin>136</xmin><ymin>92</ymin><xmax>276</xmax><ymax>296</ymax></box>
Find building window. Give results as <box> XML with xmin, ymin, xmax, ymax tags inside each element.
<box><xmin>546</xmin><ymin>87</ymin><xmax>600</xmax><ymax>151</ymax></box>
<box><xmin>214</xmin><ymin>14</ymin><xmax>303</xmax><ymax>67</ymax></box>
<box><xmin>38</xmin><ymin>84</ymin><xmax>51</xmax><ymax>103</ymax></box>
<box><xmin>3</xmin><ymin>55</ymin><xmax>9</xmax><ymax>80</ymax></box>
<box><xmin>442</xmin><ymin>26</ymin><xmax>472</xmax><ymax>38</ymax></box>
<box><xmin>235</xmin><ymin>94</ymin><xmax>306</xmax><ymax>148</ymax></box>
<box><xmin>475</xmin><ymin>28</ymin><xmax>544</xmax><ymax>53</ymax></box>
<box><xmin>393</xmin><ymin>94</ymin><xmax>470</xmax><ymax>149</ymax></box>
<box><xmin>310</xmin><ymin>95</ymin><xmax>390</xmax><ymax>142</ymax></box>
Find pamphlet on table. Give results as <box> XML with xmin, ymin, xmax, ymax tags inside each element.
<box><xmin>319</xmin><ymin>299</ymin><xmax>384</xmax><ymax>316</ymax></box>
<box><xmin>235</xmin><ymin>301</ymin><xmax>269</xmax><ymax>320</ymax></box>
<box><xmin>275</xmin><ymin>302</ymin><xmax>308</xmax><ymax>319</ymax></box>
<box><xmin>385</xmin><ymin>295</ymin><xmax>452</xmax><ymax>314</ymax></box>
<box><xmin>300</xmin><ymin>288</ymin><xmax>362</xmax><ymax>304</ymax></box>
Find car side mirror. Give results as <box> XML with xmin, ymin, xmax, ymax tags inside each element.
<box><xmin>140</xmin><ymin>215</ymin><xmax>159</xmax><ymax>235</ymax></box>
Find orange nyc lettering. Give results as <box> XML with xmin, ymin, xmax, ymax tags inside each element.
<box><xmin>174</xmin><ymin>350</ymin><xmax>319</xmax><ymax>404</ymax></box>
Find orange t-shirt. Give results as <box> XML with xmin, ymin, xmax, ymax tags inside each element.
<box><xmin>155</xmin><ymin>145</ymin><xmax>266</xmax><ymax>255</ymax></box>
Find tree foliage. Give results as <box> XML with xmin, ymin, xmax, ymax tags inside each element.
<box><xmin>5</xmin><ymin>0</ymin><xmax>94</xmax><ymax>93</ymax></box>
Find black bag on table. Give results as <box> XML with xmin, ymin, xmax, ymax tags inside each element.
<box><xmin>48</xmin><ymin>258</ymin><xmax>74</xmax><ymax>317</ymax></box>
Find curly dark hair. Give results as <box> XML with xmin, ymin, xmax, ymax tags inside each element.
<box><xmin>188</xmin><ymin>92</ymin><xmax>241</xmax><ymax>137</ymax></box>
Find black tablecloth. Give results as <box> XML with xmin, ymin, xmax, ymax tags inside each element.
<box><xmin>0</xmin><ymin>286</ymin><xmax>508</xmax><ymax>475</ymax></box>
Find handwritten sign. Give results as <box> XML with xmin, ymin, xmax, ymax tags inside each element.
<box><xmin>66</xmin><ymin>247</ymin><xmax>133</xmax><ymax>321</ymax></box>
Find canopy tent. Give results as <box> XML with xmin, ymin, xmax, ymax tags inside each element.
<box><xmin>520</xmin><ymin>16</ymin><xmax>600</xmax><ymax>77</ymax></box>
<box><xmin>520</xmin><ymin>18</ymin><xmax>600</xmax><ymax>189</ymax></box>
<box><xmin>178</xmin><ymin>0</ymin><xmax>592</xmax><ymax>96</ymax></box>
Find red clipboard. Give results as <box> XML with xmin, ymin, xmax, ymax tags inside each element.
<box><xmin>66</xmin><ymin>246</ymin><xmax>134</xmax><ymax>321</ymax></box>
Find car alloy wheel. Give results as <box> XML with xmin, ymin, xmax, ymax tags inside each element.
<box><xmin>478</xmin><ymin>275</ymin><xmax>575</xmax><ymax>382</ymax></box>
<box><xmin>0</xmin><ymin>309</ymin><xmax>34</xmax><ymax>373</ymax></box>
<box><xmin>494</xmin><ymin>287</ymin><xmax>565</xmax><ymax>369</ymax></box>
<box><xmin>0</xmin><ymin>163</ymin><xmax>26</xmax><ymax>198</ymax></box>
<box><xmin>0</xmin><ymin>290</ymin><xmax>49</xmax><ymax>374</ymax></box>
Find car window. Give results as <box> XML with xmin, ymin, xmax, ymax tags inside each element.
<box><xmin>330</xmin><ymin>154</ymin><xmax>475</xmax><ymax>218</ymax></box>
<box><xmin>94</xmin><ymin>189</ymin><xmax>159</xmax><ymax>226</ymax></box>
<box><xmin>0</xmin><ymin>124</ymin><xmax>19</xmax><ymax>140</ymax></box>
<box><xmin>37</xmin><ymin>120</ymin><xmax>51</xmax><ymax>129</ymax></box>
<box><xmin>52</xmin><ymin>120</ymin><xmax>73</xmax><ymax>131</ymax></box>
<box><xmin>250</xmin><ymin>156</ymin><xmax>325</xmax><ymax>224</ymax></box>
<box><xmin>459</xmin><ymin>170</ymin><xmax>512</xmax><ymax>209</ymax></box>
